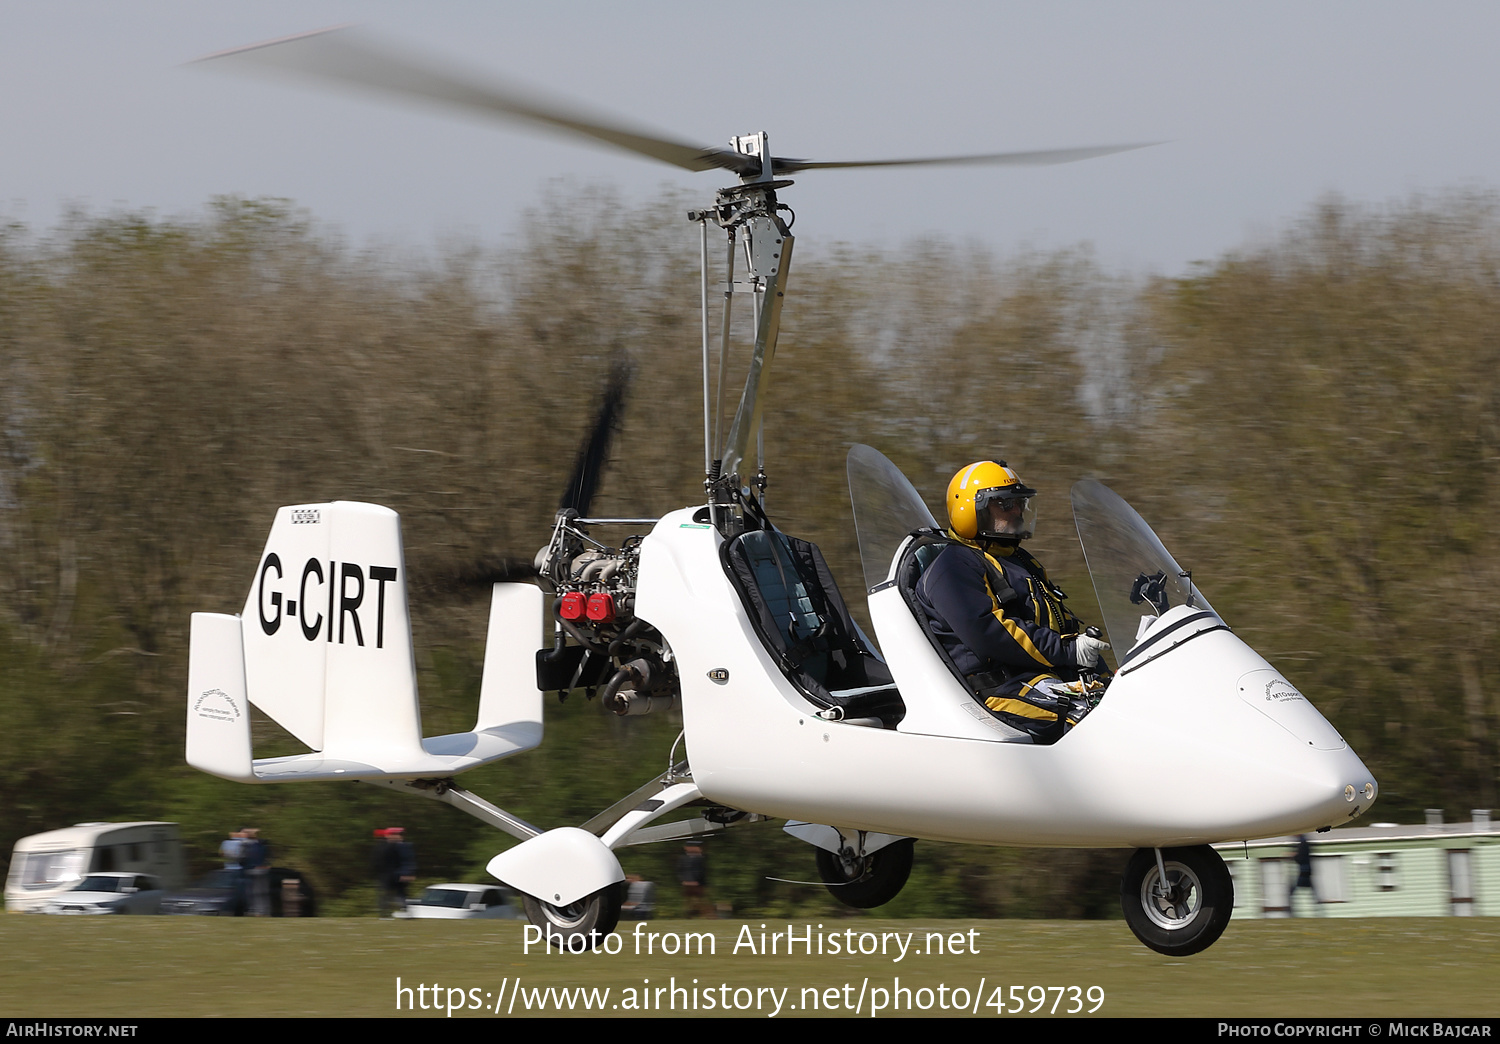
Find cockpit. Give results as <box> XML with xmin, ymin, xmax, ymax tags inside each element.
<box><xmin>718</xmin><ymin>444</ymin><xmax>1233</xmax><ymax>745</ymax></box>
<box><xmin>839</xmin><ymin>444</ymin><xmax>1231</xmax><ymax>744</ymax></box>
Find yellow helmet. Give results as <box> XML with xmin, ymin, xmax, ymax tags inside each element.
<box><xmin>947</xmin><ymin>460</ymin><xmax>1037</xmax><ymax>542</ymax></box>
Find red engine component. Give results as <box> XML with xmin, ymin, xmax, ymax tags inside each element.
<box><xmin>559</xmin><ymin>592</ymin><xmax>588</xmax><ymax>621</ymax></box>
<box><xmin>586</xmin><ymin>592</ymin><xmax>616</xmax><ymax>623</ymax></box>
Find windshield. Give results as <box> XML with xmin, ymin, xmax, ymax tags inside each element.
<box><xmin>1071</xmin><ymin>479</ymin><xmax>1217</xmax><ymax>656</ymax></box>
<box><xmin>74</xmin><ymin>876</ymin><xmax>128</xmax><ymax>893</ymax></box>
<box><xmin>419</xmin><ymin>888</ymin><xmax>470</xmax><ymax>908</ymax></box>
<box><xmin>19</xmin><ymin>850</ymin><xmax>85</xmax><ymax>890</ymax></box>
<box><xmin>846</xmin><ymin>444</ymin><xmax>942</xmax><ymax>592</ymax></box>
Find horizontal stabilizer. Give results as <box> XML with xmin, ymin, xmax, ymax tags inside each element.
<box><xmin>240</xmin><ymin>721</ymin><xmax>544</xmax><ymax>781</ymax></box>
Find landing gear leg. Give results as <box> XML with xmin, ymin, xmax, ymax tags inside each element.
<box><xmin>1120</xmin><ymin>845</ymin><xmax>1233</xmax><ymax>956</ymax></box>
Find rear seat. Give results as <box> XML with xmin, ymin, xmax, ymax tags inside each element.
<box><xmin>722</xmin><ymin>528</ymin><xmax>905</xmax><ymax>727</ymax></box>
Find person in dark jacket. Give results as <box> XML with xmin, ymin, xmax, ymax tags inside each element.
<box><xmin>372</xmin><ymin>827</ymin><xmax>416</xmax><ymax>917</ymax></box>
<box><xmin>241</xmin><ymin>827</ymin><xmax>271</xmax><ymax>917</ymax></box>
<box><xmin>916</xmin><ymin>460</ymin><xmax>1109</xmax><ymax>742</ymax></box>
<box><xmin>1289</xmin><ymin>835</ymin><xmax>1317</xmax><ymax>915</ymax></box>
<box><xmin>677</xmin><ymin>844</ymin><xmax>712</xmax><ymax>918</ymax></box>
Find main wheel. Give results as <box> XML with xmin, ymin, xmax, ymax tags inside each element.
<box><xmin>521</xmin><ymin>881</ymin><xmax>625</xmax><ymax>950</ymax></box>
<box><xmin>816</xmin><ymin>838</ymin><xmax>915</xmax><ymax>909</ymax></box>
<box><xmin>1120</xmin><ymin>845</ymin><xmax>1233</xmax><ymax>956</ymax></box>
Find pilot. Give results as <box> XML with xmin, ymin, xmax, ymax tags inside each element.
<box><xmin>915</xmin><ymin>460</ymin><xmax>1109</xmax><ymax>743</ymax></box>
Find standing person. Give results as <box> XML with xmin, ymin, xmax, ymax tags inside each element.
<box><xmin>916</xmin><ymin>459</ymin><xmax>1109</xmax><ymax>743</ymax></box>
<box><xmin>219</xmin><ymin>828</ymin><xmax>245</xmax><ymax>869</ymax></box>
<box><xmin>677</xmin><ymin>844</ymin><xmax>712</xmax><ymax>919</ymax></box>
<box><xmin>1289</xmin><ymin>835</ymin><xmax>1317</xmax><ymax>916</ymax></box>
<box><xmin>372</xmin><ymin>827</ymin><xmax>416</xmax><ymax>917</ymax></box>
<box><xmin>219</xmin><ymin>828</ymin><xmax>247</xmax><ymax>916</ymax></box>
<box><xmin>241</xmin><ymin>827</ymin><xmax>272</xmax><ymax>917</ymax></box>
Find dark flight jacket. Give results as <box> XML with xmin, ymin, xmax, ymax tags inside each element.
<box><xmin>914</xmin><ymin>536</ymin><xmax>1081</xmax><ymax>700</ymax></box>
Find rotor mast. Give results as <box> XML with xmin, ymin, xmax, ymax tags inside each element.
<box><xmin>691</xmin><ymin>132</ymin><xmax>794</xmax><ymax>530</ymax></box>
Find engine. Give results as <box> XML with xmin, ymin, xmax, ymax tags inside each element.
<box><xmin>533</xmin><ymin>511</ymin><xmax>678</xmax><ymax>715</ymax></box>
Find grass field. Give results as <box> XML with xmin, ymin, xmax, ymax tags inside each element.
<box><xmin>2</xmin><ymin>916</ymin><xmax>1496</xmax><ymax>1018</ymax></box>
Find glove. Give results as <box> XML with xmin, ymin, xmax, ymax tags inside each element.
<box><xmin>1074</xmin><ymin>634</ymin><xmax>1110</xmax><ymax>669</ymax></box>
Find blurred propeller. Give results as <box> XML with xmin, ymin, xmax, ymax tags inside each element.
<box><xmin>194</xmin><ymin>27</ymin><xmax>1157</xmax><ymax>179</ymax></box>
<box><xmin>414</xmin><ymin>554</ymin><xmax>539</xmax><ymax>600</ymax></box>
<box><xmin>419</xmin><ymin>356</ymin><xmax>632</xmax><ymax>600</ymax></box>
<box><xmin>417</xmin><ymin>358</ymin><xmax>633</xmax><ymax>600</ymax></box>
<box><xmin>560</xmin><ymin>355</ymin><xmax>632</xmax><ymax>517</ymax></box>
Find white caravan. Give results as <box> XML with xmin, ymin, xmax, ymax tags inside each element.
<box><xmin>6</xmin><ymin>822</ymin><xmax>185</xmax><ymax>913</ymax></box>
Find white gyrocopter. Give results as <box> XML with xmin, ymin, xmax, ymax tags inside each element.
<box><xmin>185</xmin><ymin>28</ymin><xmax>1378</xmax><ymax>956</ymax></box>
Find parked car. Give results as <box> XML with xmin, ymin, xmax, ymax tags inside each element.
<box><xmin>160</xmin><ymin>867</ymin><xmax>316</xmax><ymax>917</ymax></box>
<box><xmin>398</xmin><ymin>883</ymin><xmax>522</xmax><ymax>920</ymax></box>
<box><xmin>40</xmin><ymin>873</ymin><xmax>165</xmax><ymax>915</ymax></box>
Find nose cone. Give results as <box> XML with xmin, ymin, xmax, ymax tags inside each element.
<box><xmin>1331</xmin><ymin>760</ymin><xmax>1380</xmax><ymax>824</ymax></box>
<box><xmin>1281</xmin><ymin>745</ymin><xmax>1379</xmax><ymax>835</ymax></box>
<box><xmin>1232</xmin><ymin>668</ymin><xmax>1378</xmax><ymax>832</ymax></box>
<box><xmin>1047</xmin><ymin>630</ymin><xmax>1381</xmax><ymax>846</ymax></box>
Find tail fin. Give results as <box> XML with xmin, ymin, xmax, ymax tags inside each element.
<box><xmin>187</xmin><ymin>501</ymin><xmax>543</xmax><ymax>781</ymax></box>
<box><xmin>186</xmin><ymin>612</ymin><xmax>255</xmax><ymax>782</ymax></box>
<box><xmin>240</xmin><ymin>501</ymin><xmax>418</xmax><ymax>755</ymax></box>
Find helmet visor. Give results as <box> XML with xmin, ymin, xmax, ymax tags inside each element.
<box><xmin>975</xmin><ymin>487</ymin><xmax>1037</xmax><ymax>540</ymax></box>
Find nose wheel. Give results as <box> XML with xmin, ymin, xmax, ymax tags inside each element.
<box><xmin>815</xmin><ymin>837</ymin><xmax>915</xmax><ymax>909</ymax></box>
<box><xmin>521</xmin><ymin>882</ymin><xmax>625</xmax><ymax>950</ymax></box>
<box><xmin>1120</xmin><ymin>845</ymin><xmax>1232</xmax><ymax>956</ymax></box>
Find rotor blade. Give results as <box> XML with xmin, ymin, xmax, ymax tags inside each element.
<box><xmin>770</xmin><ymin>142</ymin><xmax>1160</xmax><ymax>175</ymax></box>
<box><xmin>560</xmin><ymin>356</ymin><xmax>631</xmax><ymax>517</ymax></box>
<box><xmin>193</xmin><ymin>27</ymin><xmax>756</xmax><ymax>177</ymax></box>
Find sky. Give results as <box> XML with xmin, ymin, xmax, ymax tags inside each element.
<box><xmin>4</xmin><ymin>1</ymin><xmax>1500</xmax><ymax>274</ymax></box>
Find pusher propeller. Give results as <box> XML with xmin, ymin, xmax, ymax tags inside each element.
<box><xmin>415</xmin><ymin>554</ymin><xmax>540</xmax><ymax>600</ymax></box>
<box><xmin>418</xmin><ymin>356</ymin><xmax>632</xmax><ymax>600</ymax></box>
<box><xmin>559</xmin><ymin>355</ymin><xmax>632</xmax><ymax>519</ymax></box>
